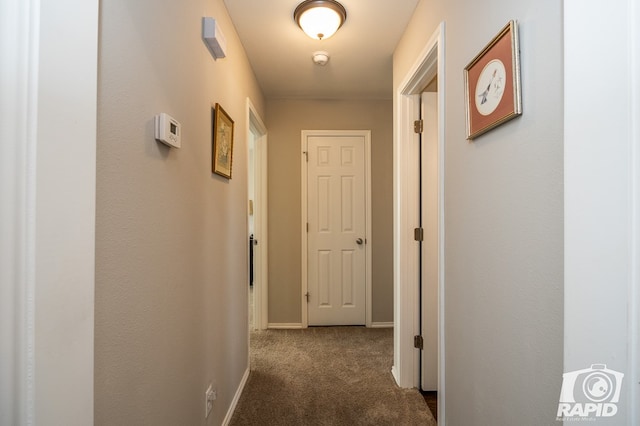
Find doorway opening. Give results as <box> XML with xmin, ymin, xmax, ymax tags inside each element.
<box><xmin>393</xmin><ymin>22</ymin><xmax>445</xmax><ymax>423</ymax></box>
<box><xmin>247</xmin><ymin>99</ymin><xmax>268</xmax><ymax>331</ymax></box>
<box><xmin>419</xmin><ymin>87</ymin><xmax>439</xmax><ymax>420</ymax></box>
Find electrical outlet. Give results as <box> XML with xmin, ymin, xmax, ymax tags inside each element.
<box><xmin>205</xmin><ymin>384</ymin><xmax>216</xmax><ymax>418</ymax></box>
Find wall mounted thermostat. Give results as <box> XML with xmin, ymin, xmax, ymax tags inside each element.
<box><xmin>154</xmin><ymin>113</ymin><xmax>181</xmax><ymax>148</ymax></box>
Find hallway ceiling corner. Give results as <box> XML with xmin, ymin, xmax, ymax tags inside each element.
<box><xmin>223</xmin><ymin>0</ymin><xmax>419</xmax><ymax>100</ymax></box>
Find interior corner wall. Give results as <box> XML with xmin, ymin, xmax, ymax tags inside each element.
<box><xmin>394</xmin><ymin>0</ymin><xmax>563</xmax><ymax>424</ymax></box>
<box><xmin>95</xmin><ymin>0</ymin><xmax>265</xmax><ymax>424</ymax></box>
<box><xmin>266</xmin><ymin>99</ymin><xmax>394</xmax><ymax>325</ymax></box>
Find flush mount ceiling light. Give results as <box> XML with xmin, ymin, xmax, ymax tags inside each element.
<box><xmin>294</xmin><ymin>0</ymin><xmax>347</xmax><ymax>41</ymax></box>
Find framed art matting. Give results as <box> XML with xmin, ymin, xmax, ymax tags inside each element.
<box><xmin>464</xmin><ymin>20</ymin><xmax>522</xmax><ymax>140</ymax></box>
<box><xmin>212</xmin><ymin>103</ymin><xmax>234</xmax><ymax>178</ymax></box>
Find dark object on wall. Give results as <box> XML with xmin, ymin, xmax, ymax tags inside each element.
<box><xmin>249</xmin><ymin>234</ymin><xmax>255</xmax><ymax>286</ymax></box>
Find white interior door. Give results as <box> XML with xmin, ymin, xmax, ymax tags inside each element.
<box><xmin>421</xmin><ymin>92</ymin><xmax>439</xmax><ymax>391</ymax></box>
<box><xmin>306</xmin><ymin>132</ymin><xmax>367</xmax><ymax>326</ymax></box>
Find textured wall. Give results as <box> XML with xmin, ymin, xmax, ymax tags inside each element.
<box><xmin>394</xmin><ymin>0</ymin><xmax>563</xmax><ymax>424</ymax></box>
<box><xmin>266</xmin><ymin>99</ymin><xmax>394</xmax><ymax>325</ymax></box>
<box><xmin>95</xmin><ymin>0</ymin><xmax>264</xmax><ymax>424</ymax></box>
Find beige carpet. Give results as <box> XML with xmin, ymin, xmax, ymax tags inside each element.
<box><xmin>229</xmin><ymin>327</ymin><xmax>436</xmax><ymax>426</ymax></box>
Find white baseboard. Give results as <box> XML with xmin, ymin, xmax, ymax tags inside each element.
<box><xmin>267</xmin><ymin>323</ymin><xmax>304</xmax><ymax>329</ymax></box>
<box><xmin>391</xmin><ymin>366</ymin><xmax>400</xmax><ymax>386</ymax></box>
<box><xmin>266</xmin><ymin>322</ymin><xmax>392</xmax><ymax>329</ymax></box>
<box><xmin>222</xmin><ymin>367</ymin><xmax>250</xmax><ymax>426</ymax></box>
<box><xmin>370</xmin><ymin>322</ymin><xmax>394</xmax><ymax>328</ymax></box>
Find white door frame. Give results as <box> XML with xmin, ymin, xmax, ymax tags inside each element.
<box><xmin>301</xmin><ymin>130</ymin><xmax>373</xmax><ymax>328</ymax></box>
<box><xmin>1</xmin><ymin>0</ymin><xmax>98</xmax><ymax>423</ymax></box>
<box><xmin>246</xmin><ymin>98</ymin><xmax>268</xmax><ymax>330</ymax></box>
<box><xmin>393</xmin><ymin>21</ymin><xmax>445</xmax><ymax>421</ymax></box>
<box><xmin>1</xmin><ymin>1</ymin><xmax>40</xmax><ymax>420</ymax></box>
<box><xmin>564</xmin><ymin>1</ymin><xmax>639</xmax><ymax>423</ymax></box>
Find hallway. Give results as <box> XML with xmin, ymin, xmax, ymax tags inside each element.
<box><xmin>230</xmin><ymin>328</ymin><xmax>434</xmax><ymax>425</ymax></box>
<box><xmin>5</xmin><ymin>0</ymin><xmax>639</xmax><ymax>424</ymax></box>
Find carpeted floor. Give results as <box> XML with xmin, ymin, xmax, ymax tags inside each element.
<box><xmin>229</xmin><ymin>327</ymin><xmax>436</xmax><ymax>426</ymax></box>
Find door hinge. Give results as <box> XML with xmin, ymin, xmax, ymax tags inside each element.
<box><xmin>414</xmin><ymin>227</ymin><xmax>424</xmax><ymax>241</ymax></box>
<box><xmin>414</xmin><ymin>335</ymin><xmax>424</xmax><ymax>350</ymax></box>
<box><xmin>414</xmin><ymin>119</ymin><xmax>423</xmax><ymax>133</ymax></box>
<box><xmin>304</xmin><ymin>292</ymin><xmax>310</xmax><ymax>303</ymax></box>
<box><xmin>303</xmin><ymin>151</ymin><xmax>308</xmax><ymax>162</ymax></box>
<box><xmin>306</xmin><ymin>222</ymin><xmax>309</xmax><ymax>232</ymax></box>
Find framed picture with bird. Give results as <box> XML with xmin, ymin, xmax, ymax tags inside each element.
<box><xmin>464</xmin><ymin>20</ymin><xmax>522</xmax><ymax>140</ymax></box>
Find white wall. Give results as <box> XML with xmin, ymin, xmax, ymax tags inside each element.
<box><xmin>395</xmin><ymin>0</ymin><xmax>563</xmax><ymax>423</ymax></box>
<box><xmin>564</xmin><ymin>1</ymin><xmax>640</xmax><ymax>423</ymax></box>
<box><xmin>36</xmin><ymin>1</ymin><xmax>99</xmax><ymax>423</ymax></box>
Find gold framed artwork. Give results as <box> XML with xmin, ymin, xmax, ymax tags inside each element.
<box><xmin>464</xmin><ymin>20</ymin><xmax>522</xmax><ymax>140</ymax></box>
<box><xmin>212</xmin><ymin>103</ymin><xmax>234</xmax><ymax>178</ymax></box>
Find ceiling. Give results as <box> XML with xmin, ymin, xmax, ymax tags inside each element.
<box><xmin>223</xmin><ymin>0</ymin><xmax>419</xmax><ymax>100</ymax></box>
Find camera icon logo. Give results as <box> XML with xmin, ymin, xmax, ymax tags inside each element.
<box><xmin>557</xmin><ymin>364</ymin><xmax>624</xmax><ymax>419</ymax></box>
<box><xmin>581</xmin><ymin>369</ymin><xmax>614</xmax><ymax>402</ymax></box>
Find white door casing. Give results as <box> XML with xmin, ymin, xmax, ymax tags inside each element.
<box><xmin>246</xmin><ymin>99</ymin><xmax>268</xmax><ymax>331</ymax></box>
<box><xmin>1</xmin><ymin>0</ymin><xmax>99</xmax><ymax>423</ymax></box>
<box><xmin>564</xmin><ymin>1</ymin><xmax>640</xmax><ymax>423</ymax></box>
<box><xmin>302</xmin><ymin>130</ymin><xmax>372</xmax><ymax>327</ymax></box>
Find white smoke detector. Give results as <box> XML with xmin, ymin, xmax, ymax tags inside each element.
<box><xmin>312</xmin><ymin>51</ymin><xmax>330</xmax><ymax>66</ymax></box>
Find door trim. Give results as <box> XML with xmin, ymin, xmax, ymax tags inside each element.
<box><xmin>301</xmin><ymin>130</ymin><xmax>372</xmax><ymax>328</ymax></box>
<box><xmin>564</xmin><ymin>2</ymin><xmax>640</xmax><ymax>422</ymax></box>
<box><xmin>393</xmin><ymin>21</ymin><xmax>446</xmax><ymax>423</ymax></box>
<box><xmin>246</xmin><ymin>98</ymin><xmax>268</xmax><ymax>331</ymax></box>
<box><xmin>1</xmin><ymin>0</ymin><xmax>99</xmax><ymax>422</ymax></box>
<box><xmin>1</xmin><ymin>0</ymin><xmax>39</xmax><ymax>419</ymax></box>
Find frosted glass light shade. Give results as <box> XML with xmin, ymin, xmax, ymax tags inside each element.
<box><xmin>294</xmin><ymin>0</ymin><xmax>346</xmax><ymax>40</ymax></box>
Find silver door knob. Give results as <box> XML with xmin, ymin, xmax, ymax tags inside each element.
<box><xmin>356</xmin><ymin>238</ymin><xmax>364</xmax><ymax>245</ymax></box>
